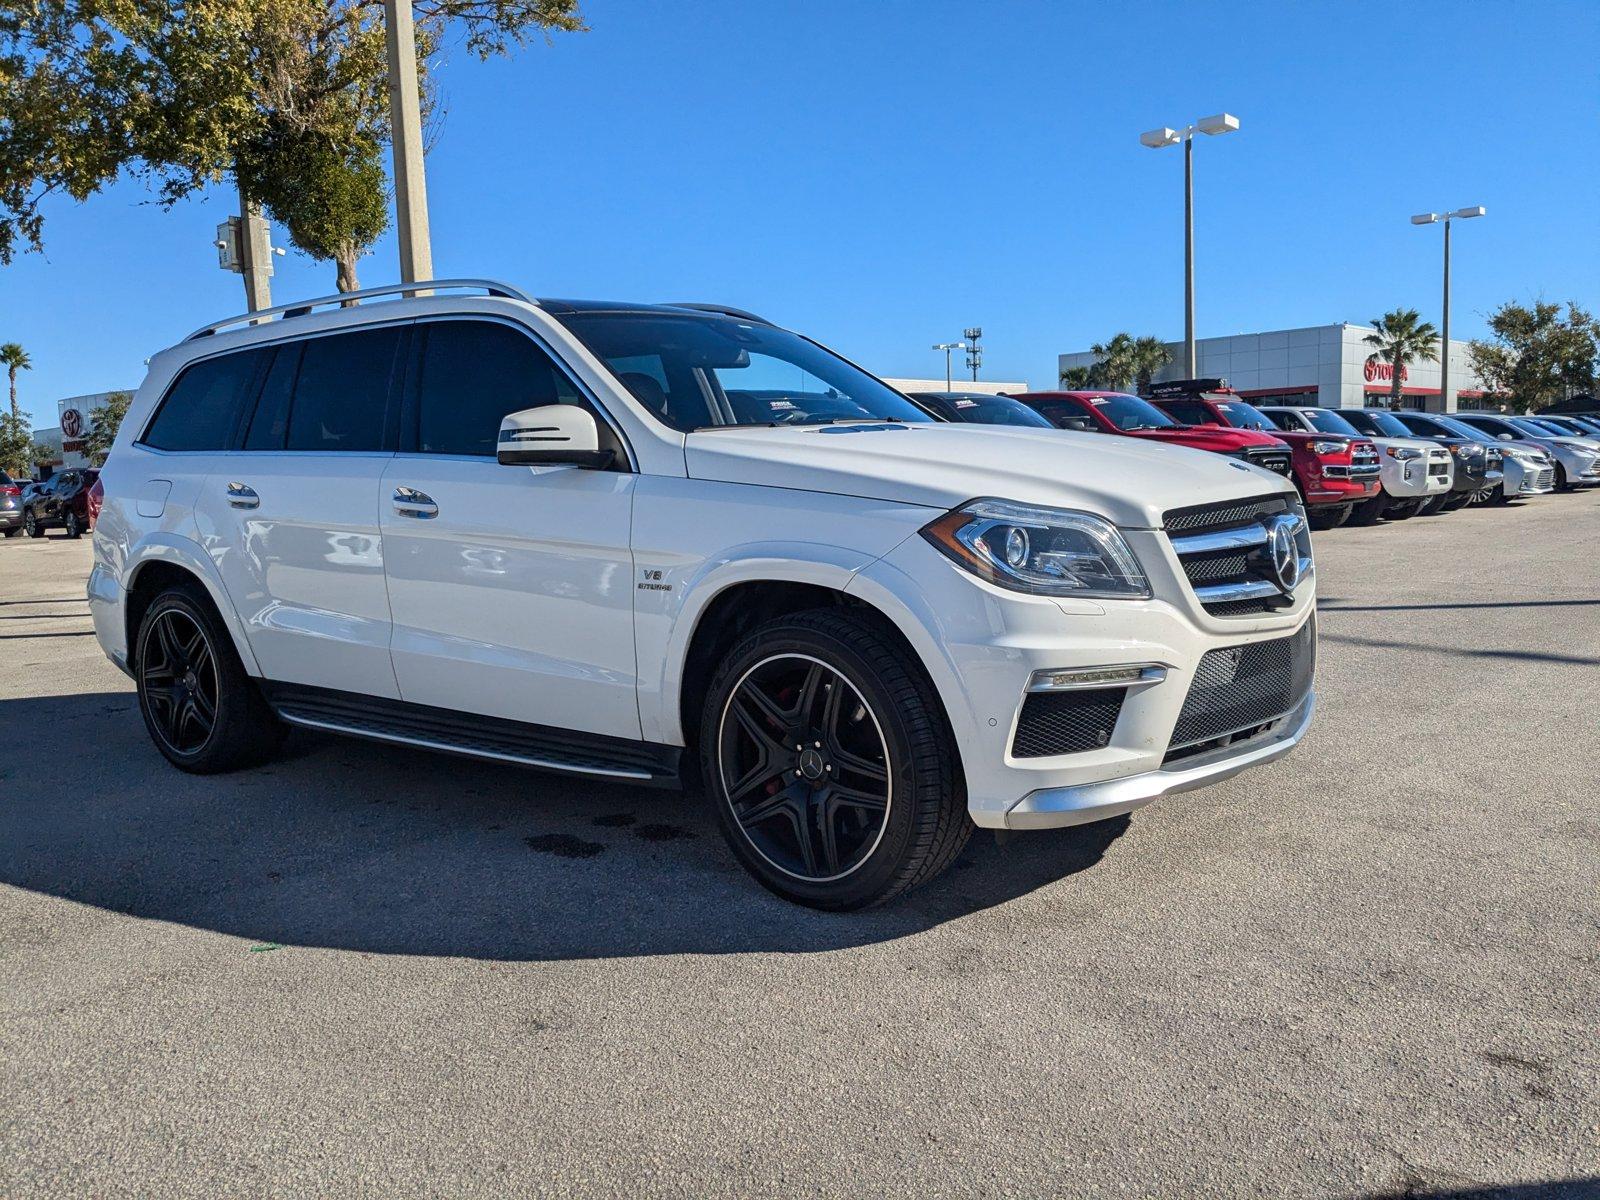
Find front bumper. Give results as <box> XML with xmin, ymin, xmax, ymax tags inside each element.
<box><xmin>847</xmin><ymin>524</ymin><xmax>1317</xmax><ymax>830</ymax></box>
<box><xmin>1504</xmin><ymin>458</ymin><xmax>1555</xmax><ymax>496</ymax></box>
<box><xmin>1006</xmin><ymin>693</ymin><xmax>1314</xmax><ymax>829</ymax></box>
<box><xmin>1381</xmin><ymin>457</ymin><xmax>1453</xmax><ymax>498</ymax></box>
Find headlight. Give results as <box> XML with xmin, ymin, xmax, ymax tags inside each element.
<box><xmin>1385</xmin><ymin>446</ymin><xmax>1423</xmax><ymax>460</ymax></box>
<box><xmin>1310</xmin><ymin>440</ymin><xmax>1345</xmax><ymax>455</ymax></box>
<box><xmin>1452</xmin><ymin>442</ymin><xmax>1483</xmax><ymax>457</ymax></box>
<box><xmin>921</xmin><ymin>499</ymin><xmax>1151</xmax><ymax>599</ymax></box>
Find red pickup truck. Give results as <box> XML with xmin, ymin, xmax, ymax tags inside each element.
<box><xmin>1145</xmin><ymin>381</ymin><xmax>1382</xmax><ymax>529</ymax></box>
<box><xmin>1012</xmin><ymin>389</ymin><xmax>1295</xmax><ymax>477</ymax></box>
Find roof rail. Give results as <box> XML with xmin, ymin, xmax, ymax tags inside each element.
<box><xmin>184</xmin><ymin>278</ymin><xmax>536</xmax><ymax>341</ymax></box>
<box><xmin>666</xmin><ymin>302</ymin><xmax>773</xmax><ymax>325</ymax></box>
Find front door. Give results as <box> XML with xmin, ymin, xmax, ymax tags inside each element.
<box><xmin>379</xmin><ymin>318</ymin><xmax>640</xmax><ymax>740</ymax></box>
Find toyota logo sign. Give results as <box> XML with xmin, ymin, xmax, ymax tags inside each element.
<box><xmin>61</xmin><ymin>408</ymin><xmax>84</xmax><ymax>438</ymax></box>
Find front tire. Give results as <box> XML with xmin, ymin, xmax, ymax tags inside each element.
<box><xmin>1308</xmin><ymin>504</ymin><xmax>1350</xmax><ymax>530</ymax></box>
<box><xmin>1385</xmin><ymin>499</ymin><xmax>1422</xmax><ymax>520</ymax></box>
<box><xmin>63</xmin><ymin>511</ymin><xmax>82</xmax><ymax>539</ymax></box>
<box><xmin>24</xmin><ymin>510</ymin><xmax>43</xmax><ymax>538</ymax></box>
<box><xmin>135</xmin><ymin>586</ymin><xmax>282</xmax><ymax>774</ymax></box>
<box><xmin>1348</xmin><ymin>494</ymin><xmax>1388</xmax><ymax>526</ymax></box>
<box><xmin>1554</xmin><ymin>463</ymin><xmax>1571</xmax><ymax>492</ymax></box>
<box><xmin>699</xmin><ymin>608</ymin><xmax>970</xmax><ymax>909</ymax></box>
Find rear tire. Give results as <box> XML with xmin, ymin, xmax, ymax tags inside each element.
<box><xmin>1308</xmin><ymin>504</ymin><xmax>1350</xmax><ymax>530</ymax></box>
<box><xmin>2</xmin><ymin>527</ymin><xmax>18</xmax><ymax>538</ymax></box>
<box><xmin>1348</xmin><ymin>494</ymin><xmax>1388</xmax><ymax>526</ymax></box>
<box><xmin>134</xmin><ymin>585</ymin><xmax>282</xmax><ymax>774</ymax></box>
<box><xmin>699</xmin><ymin>608</ymin><xmax>970</xmax><ymax>909</ymax></box>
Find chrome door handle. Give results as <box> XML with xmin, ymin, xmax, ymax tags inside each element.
<box><xmin>392</xmin><ymin>486</ymin><xmax>438</xmax><ymax>519</ymax></box>
<box><xmin>226</xmin><ymin>482</ymin><xmax>260</xmax><ymax>509</ymax></box>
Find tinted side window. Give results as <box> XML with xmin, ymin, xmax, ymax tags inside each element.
<box><xmin>285</xmin><ymin>327</ymin><xmax>401</xmax><ymax>453</ymax></box>
<box><xmin>1162</xmin><ymin>400</ymin><xmax>1212</xmax><ymax>424</ymax></box>
<box><xmin>1264</xmin><ymin>411</ymin><xmax>1296</xmax><ymax>431</ymax></box>
<box><xmin>142</xmin><ymin>350</ymin><xmax>267</xmax><ymax>452</ymax></box>
<box><xmin>243</xmin><ymin>343</ymin><xmax>303</xmax><ymax>451</ymax></box>
<box><xmin>415</xmin><ymin>321</ymin><xmax>581</xmax><ymax>457</ymax></box>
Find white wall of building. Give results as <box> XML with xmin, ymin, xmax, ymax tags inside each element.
<box><xmin>1058</xmin><ymin>324</ymin><xmax>1485</xmax><ymax>411</ymax></box>
<box><xmin>56</xmin><ymin>391</ymin><xmax>129</xmax><ymax>468</ymax></box>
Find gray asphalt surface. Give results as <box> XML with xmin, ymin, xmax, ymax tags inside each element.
<box><xmin>2</xmin><ymin>496</ymin><xmax>1597</xmax><ymax>1199</ymax></box>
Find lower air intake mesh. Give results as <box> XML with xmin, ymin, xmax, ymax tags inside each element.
<box><xmin>1011</xmin><ymin>688</ymin><xmax>1125</xmax><ymax>758</ymax></box>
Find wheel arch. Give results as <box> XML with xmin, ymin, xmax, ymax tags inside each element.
<box><xmin>123</xmin><ymin>538</ymin><xmax>261</xmax><ymax>677</ymax></box>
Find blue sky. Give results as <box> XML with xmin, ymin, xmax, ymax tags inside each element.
<box><xmin>3</xmin><ymin>0</ymin><xmax>1597</xmax><ymax>425</ymax></box>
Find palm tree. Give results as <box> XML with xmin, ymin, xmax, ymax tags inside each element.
<box><xmin>1363</xmin><ymin>310</ymin><xmax>1438</xmax><ymax>411</ymax></box>
<box><xmin>1</xmin><ymin>343</ymin><xmax>30</xmax><ymax>421</ymax></box>
<box><xmin>1059</xmin><ymin>365</ymin><xmax>1099</xmax><ymax>388</ymax></box>
<box><xmin>1131</xmin><ymin>336</ymin><xmax>1173</xmax><ymax>394</ymax></box>
<box><xmin>1089</xmin><ymin>333</ymin><xmax>1137</xmax><ymax>391</ymax></box>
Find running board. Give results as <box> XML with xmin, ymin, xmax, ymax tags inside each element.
<box><xmin>262</xmin><ymin>683</ymin><xmax>682</xmax><ymax>786</ymax></box>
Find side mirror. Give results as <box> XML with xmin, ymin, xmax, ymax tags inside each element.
<box><xmin>497</xmin><ymin>406</ymin><xmax>613</xmax><ymax>469</ymax></box>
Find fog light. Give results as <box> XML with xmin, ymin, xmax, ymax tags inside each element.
<box><xmin>1027</xmin><ymin>664</ymin><xmax>1167</xmax><ymax>692</ymax></box>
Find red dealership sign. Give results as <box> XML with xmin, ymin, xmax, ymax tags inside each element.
<box><xmin>1363</xmin><ymin>360</ymin><xmax>1409</xmax><ymax>384</ymax></box>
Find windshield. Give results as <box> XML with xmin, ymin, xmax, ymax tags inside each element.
<box><xmin>1085</xmin><ymin>393</ymin><xmax>1176</xmax><ymax>431</ymax></box>
<box><xmin>553</xmin><ymin>311</ymin><xmax>933</xmax><ymax>432</ymax></box>
<box><xmin>1303</xmin><ymin>409</ymin><xmax>1363</xmax><ymax>436</ymax></box>
<box><xmin>1509</xmin><ymin>418</ymin><xmax>1561</xmax><ymax>438</ymax></box>
<box><xmin>1348</xmin><ymin>410</ymin><xmax>1413</xmax><ymax>438</ymax></box>
<box><xmin>915</xmin><ymin>393</ymin><xmax>1053</xmax><ymax>428</ymax></box>
<box><xmin>1213</xmin><ymin>401</ymin><xmax>1279</xmax><ymax>433</ymax></box>
<box><xmin>1427</xmin><ymin>415</ymin><xmax>1488</xmax><ymax>440</ymax></box>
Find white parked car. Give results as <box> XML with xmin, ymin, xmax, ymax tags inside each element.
<box><xmin>88</xmin><ymin>280</ymin><xmax>1317</xmax><ymax>908</ymax></box>
<box><xmin>1452</xmin><ymin>413</ymin><xmax>1600</xmax><ymax>492</ymax></box>
<box><xmin>1408</xmin><ymin>413</ymin><xmax>1555</xmax><ymax>503</ymax></box>
<box><xmin>1258</xmin><ymin>406</ymin><xmax>1452</xmax><ymax>524</ymax></box>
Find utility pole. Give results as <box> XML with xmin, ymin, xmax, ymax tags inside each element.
<box><xmin>216</xmin><ymin>182</ymin><xmax>283</xmax><ymax>318</ymax></box>
<box><xmin>1410</xmin><ymin>206</ymin><xmax>1485</xmax><ymax>412</ymax></box>
<box><xmin>964</xmin><ymin>327</ymin><xmax>983</xmax><ymax>382</ymax></box>
<box><xmin>385</xmin><ymin>0</ymin><xmax>434</xmax><ymax>285</ymax></box>
<box><xmin>933</xmin><ymin>342</ymin><xmax>965</xmax><ymax>391</ymax></box>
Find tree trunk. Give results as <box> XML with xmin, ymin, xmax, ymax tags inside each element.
<box><xmin>8</xmin><ymin>371</ymin><xmax>15</xmax><ymax>422</ymax></box>
<box><xmin>336</xmin><ymin>246</ymin><xmax>360</xmax><ymax>303</ymax></box>
<box><xmin>1390</xmin><ymin>358</ymin><xmax>1403</xmax><ymax>411</ymax></box>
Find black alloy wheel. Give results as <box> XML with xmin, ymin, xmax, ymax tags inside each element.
<box><xmin>24</xmin><ymin>509</ymin><xmax>42</xmax><ymax>538</ymax></box>
<box><xmin>139</xmin><ymin>606</ymin><xmax>220</xmax><ymax>758</ymax></box>
<box><xmin>718</xmin><ymin>653</ymin><xmax>892</xmax><ymax>883</ymax></box>
<box><xmin>701</xmin><ymin>609</ymin><xmax>970</xmax><ymax>909</ymax></box>
<box><xmin>64</xmin><ymin>510</ymin><xmax>82</xmax><ymax>538</ymax></box>
<box><xmin>134</xmin><ymin>585</ymin><xmax>283</xmax><ymax>773</ymax></box>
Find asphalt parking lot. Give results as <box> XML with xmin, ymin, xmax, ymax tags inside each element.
<box><xmin>2</xmin><ymin>498</ymin><xmax>1597</xmax><ymax>1199</ymax></box>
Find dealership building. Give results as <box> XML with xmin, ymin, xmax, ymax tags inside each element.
<box><xmin>1058</xmin><ymin>323</ymin><xmax>1489</xmax><ymax>413</ymax></box>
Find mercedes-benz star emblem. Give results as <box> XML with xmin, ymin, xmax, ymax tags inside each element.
<box><xmin>1266</xmin><ymin>514</ymin><xmax>1301</xmax><ymax>592</ymax></box>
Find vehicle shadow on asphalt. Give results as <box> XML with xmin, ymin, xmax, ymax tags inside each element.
<box><xmin>0</xmin><ymin>691</ymin><xmax>1128</xmax><ymax>961</ymax></box>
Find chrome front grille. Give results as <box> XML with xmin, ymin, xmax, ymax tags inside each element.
<box><xmin>1164</xmin><ymin>494</ymin><xmax>1314</xmax><ymax>618</ymax></box>
<box><xmin>1349</xmin><ymin>446</ymin><xmax>1381</xmax><ymax>478</ymax></box>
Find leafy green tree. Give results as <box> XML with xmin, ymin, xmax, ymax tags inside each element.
<box><xmin>1089</xmin><ymin>333</ymin><xmax>1137</xmax><ymax>391</ymax></box>
<box><xmin>82</xmin><ymin>390</ymin><xmax>132</xmax><ymax>466</ymax></box>
<box><xmin>1062</xmin><ymin>334</ymin><xmax>1170</xmax><ymax>392</ymax></box>
<box><xmin>1363</xmin><ymin>309</ymin><xmax>1438</xmax><ymax>410</ymax></box>
<box><xmin>1468</xmin><ymin>301</ymin><xmax>1599</xmax><ymax>413</ymax></box>
<box><xmin>0</xmin><ymin>1</ymin><xmax>586</xmax><ymax>285</ymax></box>
<box><xmin>1058</xmin><ymin>365</ymin><xmax>1099</xmax><ymax>389</ymax></box>
<box><xmin>0</xmin><ymin>410</ymin><xmax>36</xmax><ymax>477</ymax></box>
<box><xmin>1</xmin><ymin>342</ymin><xmax>30</xmax><ymax>420</ymax></box>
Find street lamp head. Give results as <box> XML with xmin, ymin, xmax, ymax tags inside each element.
<box><xmin>1411</xmin><ymin>213</ymin><xmax>1441</xmax><ymax>225</ymax></box>
<box><xmin>1140</xmin><ymin>127</ymin><xmax>1181</xmax><ymax>149</ymax></box>
<box><xmin>1449</xmin><ymin>206</ymin><xmax>1486</xmax><ymax>219</ymax></box>
<box><xmin>1195</xmin><ymin>113</ymin><xmax>1239</xmax><ymax>136</ymax></box>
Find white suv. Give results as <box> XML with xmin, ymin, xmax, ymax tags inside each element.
<box><xmin>89</xmin><ymin>280</ymin><xmax>1317</xmax><ymax>908</ymax></box>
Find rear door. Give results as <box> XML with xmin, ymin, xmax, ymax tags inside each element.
<box><xmin>378</xmin><ymin>317</ymin><xmax>640</xmax><ymax>740</ymax></box>
<box><xmin>194</xmin><ymin>324</ymin><xmax>405</xmax><ymax>699</ymax></box>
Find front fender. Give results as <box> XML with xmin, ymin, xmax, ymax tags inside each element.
<box><xmin>639</xmin><ymin>541</ymin><xmax>876</xmax><ymax>745</ymax></box>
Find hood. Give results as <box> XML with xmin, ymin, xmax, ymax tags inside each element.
<box><xmin>684</xmin><ymin>422</ymin><xmax>1294</xmax><ymax>529</ymax></box>
<box><xmin>1366</xmin><ymin>435</ymin><xmax>1444</xmax><ymax>453</ymax></box>
<box><xmin>1537</xmin><ymin>434</ymin><xmax>1600</xmax><ymax>453</ymax></box>
<box><xmin>1121</xmin><ymin>426</ymin><xmax>1287</xmax><ymax>452</ymax></box>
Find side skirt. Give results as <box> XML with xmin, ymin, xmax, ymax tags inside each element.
<box><xmin>261</xmin><ymin>682</ymin><xmax>682</xmax><ymax>787</ymax></box>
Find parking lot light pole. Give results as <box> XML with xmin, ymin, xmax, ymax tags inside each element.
<box><xmin>1411</xmin><ymin>206</ymin><xmax>1485</xmax><ymax>413</ymax></box>
<box><xmin>933</xmin><ymin>342</ymin><xmax>966</xmax><ymax>392</ymax></box>
<box><xmin>384</xmin><ymin>0</ymin><xmax>434</xmax><ymax>286</ymax></box>
<box><xmin>1140</xmin><ymin>113</ymin><xmax>1240</xmax><ymax>377</ymax></box>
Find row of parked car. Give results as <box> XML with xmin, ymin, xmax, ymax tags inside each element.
<box><xmin>911</xmin><ymin>379</ymin><xmax>1600</xmax><ymax>530</ymax></box>
<box><xmin>0</xmin><ymin>466</ymin><xmax>102</xmax><ymax>539</ymax></box>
